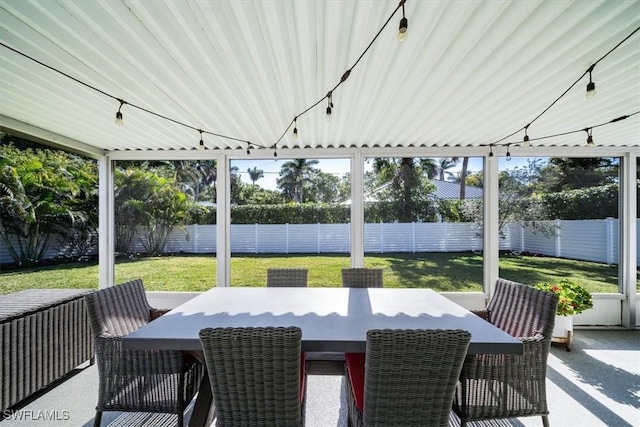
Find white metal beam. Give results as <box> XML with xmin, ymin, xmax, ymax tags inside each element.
<box><xmin>351</xmin><ymin>153</ymin><xmax>364</xmax><ymax>267</ymax></box>
<box><xmin>216</xmin><ymin>153</ymin><xmax>230</xmax><ymax>287</ymax></box>
<box><xmin>620</xmin><ymin>151</ymin><xmax>637</xmax><ymax>327</ymax></box>
<box><xmin>484</xmin><ymin>154</ymin><xmax>499</xmax><ymax>298</ymax></box>
<box><xmin>98</xmin><ymin>156</ymin><xmax>114</xmax><ymax>289</ymax></box>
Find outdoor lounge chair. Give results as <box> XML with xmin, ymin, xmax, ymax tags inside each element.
<box><xmin>345</xmin><ymin>329</ymin><xmax>471</xmax><ymax>427</ymax></box>
<box><xmin>267</xmin><ymin>268</ymin><xmax>309</xmax><ymax>287</ymax></box>
<box><xmin>452</xmin><ymin>278</ymin><xmax>559</xmax><ymax>427</ymax></box>
<box><xmin>84</xmin><ymin>279</ymin><xmax>203</xmax><ymax>427</ymax></box>
<box><xmin>341</xmin><ymin>268</ymin><xmax>383</xmax><ymax>288</ymax></box>
<box><xmin>198</xmin><ymin>326</ymin><xmax>307</xmax><ymax>427</ymax></box>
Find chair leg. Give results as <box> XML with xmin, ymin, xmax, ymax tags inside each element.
<box><xmin>93</xmin><ymin>411</ymin><xmax>102</xmax><ymax>427</ymax></box>
<box><xmin>542</xmin><ymin>415</ymin><xmax>550</xmax><ymax>427</ymax></box>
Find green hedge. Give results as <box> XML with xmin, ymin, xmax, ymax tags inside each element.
<box><xmin>540</xmin><ymin>183</ymin><xmax>639</xmax><ymax>220</ymax></box>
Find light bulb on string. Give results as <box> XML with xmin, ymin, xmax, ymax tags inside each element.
<box><xmin>273</xmin><ymin>144</ymin><xmax>278</xmax><ymax>158</ymax></box>
<box><xmin>506</xmin><ymin>144</ymin><xmax>512</xmax><ymax>161</ymax></box>
<box><xmin>397</xmin><ymin>0</ymin><xmax>408</xmax><ymax>42</ymax></box>
<box><xmin>523</xmin><ymin>125</ymin><xmax>531</xmax><ymax>147</ymax></box>
<box><xmin>586</xmin><ymin>65</ymin><xmax>596</xmax><ymax>99</ymax></box>
<box><xmin>293</xmin><ymin>117</ymin><xmax>299</xmax><ymax>139</ymax></box>
<box><xmin>326</xmin><ymin>92</ymin><xmax>333</xmax><ymax>122</ymax></box>
<box><xmin>246</xmin><ymin>144</ymin><xmax>252</xmax><ymax>155</ymax></box>
<box><xmin>489</xmin><ymin>145</ymin><xmax>494</xmax><ymax>157</ymax></box>
<box><xmin>115</xmin><ymin>99</ymin><xmax>125</xmax><ymax>126</ymax></box>
<box><xmin>199</xmin><ymin>130</ymin><xmax>205</xmax><ymax>150</ymax></box>
<box><xmin>585</xmin><ymin>128</ymin><xmax>595</xmax><ymax>147</ymax></box>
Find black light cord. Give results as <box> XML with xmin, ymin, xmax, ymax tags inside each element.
<box><xmin>272</xmin><ymin>0</ymin><xmax>406</xmax><ymax>150</ymax></box>
<box><xmin>0</xmin><ymin>42</ymin><xmax>253</xmax><ymax>147</ymax></box>
<box><xmin>489</xmin><ymin>26</ymin><xmax>640</xmax><ymax>146</ymax></box>
<box><xmin>489</xmin><ymin>111</ymin><xmax>639</xmax><ymax>148</ymax></box>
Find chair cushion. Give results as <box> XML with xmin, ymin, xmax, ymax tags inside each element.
<box><xmin>345</xmin><ymin>352</ymin><xmax>366</xmax><ymax>411</ymax></box>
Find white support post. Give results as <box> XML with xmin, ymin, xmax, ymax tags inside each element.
<box><xmin>555</xmin><ymin>219</ymin><xmax>561</xmax><ymax>258</ymax></box>
<box><xmin>351</xmin><ymin>153</ymin><xmax>365</xmax><ymax>267</ymax></box>
<box><xmin>620</xmin><ymin>152</ymin><xmax>637</xmax><ymax>328</ymax></box>
<box><xmin>98</xmin><ymin>156</ymin><xmax>114</xmax><ymax>289</ymax></box>
<box><xmin>216</xmin><ymin>154</ymin><xmax>230</xmax><ymax>287</ymax></box>
<box><xmin>484</xmin><ymin>155</ymin><xmax>499</xmax><ymax>299</ymax></box>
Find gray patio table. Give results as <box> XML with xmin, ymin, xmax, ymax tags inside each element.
<box><xmin>123</xmin><ymin>287</ymin><xmax>522</xmax><ymax>427</ymax></box>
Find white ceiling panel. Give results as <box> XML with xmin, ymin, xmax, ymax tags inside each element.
<box><xmin>1</xmin><ymin>0</ymin><xmax>639</xmax><ymax>156</ymax></box>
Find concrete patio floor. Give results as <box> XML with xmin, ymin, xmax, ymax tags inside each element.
<box><xmin>1</xmin><ymin>329</ymin><xmax>638</xmax><ymax>427</ymax></box>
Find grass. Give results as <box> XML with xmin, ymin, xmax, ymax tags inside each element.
<box><xmin>1</xmin><ymin>252</ymin><xmax>632</xmax><ymax>295</ymax></box>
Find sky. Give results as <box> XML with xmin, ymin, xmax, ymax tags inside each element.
<box><xmin>231</xmin><ymin>157</ymin><xmax>542</xmax><ymax>191</ymax></box>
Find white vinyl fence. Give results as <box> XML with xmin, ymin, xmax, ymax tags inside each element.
<box><xmin>1</xmin><ymin>219</ymin><xmax>638</xmax><ymax>265</ymax></box>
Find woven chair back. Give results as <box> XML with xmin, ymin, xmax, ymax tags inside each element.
<box><xmin>267</xmin><ymin>268</ymin><xmax>309</xmax><ymax>287</ymax></box>
<box><xmin>363</xmin><ymin>329</ymin><xmax>471</xmax><ymax>427</ymax></box>
<box><xmin>341</xmin><ymin>268</ymin><xmax>383</xmax><ymax>288</ymax></box>
<box><xmin>84</xmin><ymin>279</ymin><xmax>152</xmax><ymax>336</ymax></box>
<box><xmin>488</xmin><ymin>278</ymin><xmax>559</xmax><ymax>339</ymax></box>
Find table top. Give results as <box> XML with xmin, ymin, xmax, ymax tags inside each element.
<box><xmin>123</xmin><ymin>287</ymin><xmax>522</xmax><ymax>354</ymax></box>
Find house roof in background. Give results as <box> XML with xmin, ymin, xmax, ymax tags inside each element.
<box><xmin>1</xmin><ymin>0</ymin><xmax>639</xmax><ymax>157</ymax></box>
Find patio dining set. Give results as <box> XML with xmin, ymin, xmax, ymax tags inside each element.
<box><xmin>75</xmin><ymin>268</ymin><xmax>559</xmax><ymax>427</ymax></box>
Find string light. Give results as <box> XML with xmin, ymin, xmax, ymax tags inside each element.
<box><xmin>326</xmin><ymin>92</ymin><xmax>333</xmax><ymax>122</ymax></box>
<box><xmin>506</xmin><ymin>144</ymin><xmax>512</xmax><ymax>160</ymax></box>
<box><xmin>585</xmin><ymin>128</ymin><xmax>594</xmax><ymax>146</ymax></box>
<box><xmin>487</xmin><ymin>27</ymin><xmax>638</xmax><ymax>147</ymax></box>
<box><xmin>489</xmin><ymin>145</ymin><xmax>494</xmax><ymax>157</ymax></box>
<box><xmin>115</xmin><ymin>99</ymin><xmax>125</xmax><ymax>126</ymax></box>
<box><xmin>398</xmin><ymin>0</ymin><xmax>408</xmax><ymax>42</ymax></box>
<box><xmin>246</xmin><ymin>144</ymin><xmax>252</xmax><ymax>155</ymax></box>
<box><xmin>523</xmin><ymin>125</ymin><xmax>530</xmax><ymax>147</ymax></box>
<box><xmin>586</xmin><ymin>65</ymin><xmax>596</xmax><ymax>99</ymax></box>
<box><xmin>293</xmin><ymin>116</ymin><xmax>299</xmax><ymax>139</ymax></box>
<box><xmin>198</xmin><ymin>130</ymin><xmax>205</xmax><ymax>150</ymax></box>
<box><xmin>273</xmin><ymin>144</ymin><xmax>278</xmax><ymax>158</ymax></box>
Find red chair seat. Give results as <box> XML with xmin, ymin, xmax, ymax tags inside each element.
<box><xmin>345</xmin><ymin>352</ymin><xmax>366</xmax><ymax>411</ymax></box>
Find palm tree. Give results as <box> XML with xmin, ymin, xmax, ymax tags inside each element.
<box><xmin>247</xmin><ymin>167</ymin><xmax>264</xmax><ymax>188</ymax></box>
<box><xmin>371</xmin><ymin>157</ymin><xmax>434</xmax><ymax>222</ymax></box>
<box><xmin>459</xmin><ymin>157</ymin><xmax>469</xmax><ymax>200</ymax></box>
<box><xmin>277</xmin><ymin>159</ymin><xmax>319</xmax><ymax>202</ymax></box>
<box><xmin>435</xmin><ymin>157</ymin><xmax>460</xmax><ymax>181</ymax></box>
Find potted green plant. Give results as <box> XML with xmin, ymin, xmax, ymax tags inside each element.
<box><xmin>535</xmin><ymin>279</ymin><xmax>593</xmax><ymax>350</ymax></box>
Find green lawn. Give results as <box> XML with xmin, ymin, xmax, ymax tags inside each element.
<box><xmin>1</xmin><ymin>252</ymin><xmax>631</xmax><ymax>295</ymax></box>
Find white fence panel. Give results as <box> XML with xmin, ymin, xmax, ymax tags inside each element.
<box><xmin>415</xmin><ymin>223</ymin><xmax>447</xmax><ymax>252</ymax></box>
<box><xmin>519</xmin><ymin>224</ymin><xmax>556</xmax><ymax>256</ymax></box>
<box><xmin>319</xmin><ymin>224</ymin><xmax>350</xmax><ymax>253</ymax></box>
<box><xmin>381</xmin><ymin>223</ymin><xmax>415</xmax><ymax>253</ymax></box>
<box><xmin>288</xmin><ymin>224</ymin><xmax>320</xmax><ymax>253</ymax></box>
<box><xmin>192</xmin><ymin>225</ymin><xmax>216</xmax><ymax>253</ymax></box>
<box><xmin>364</xmin><ymin>223</ymin><xmax>383</xmax><ymax>253</ymax></box>
<box><xmin>231</xmin><ymin>225</ymin><xmax>257</xmax><ymax>253</ymax></box>
<box><xmin>256</xmin><ymin>224</ymin><xmax>288</xmax><ymax>253</ymax></box>
<box><xmin>558</xmin><ymin>220</ymin><xmax>609</xmax><ymax>263</ymax></box>
<box><xmin>2</xmin><ymin>219</ymin><xmax>639</xmax><ymax>264</ymax></box>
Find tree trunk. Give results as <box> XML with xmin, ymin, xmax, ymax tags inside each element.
<box><xmin>460</xmin><ymin>157</ymin><xmax>469</xmax><ymax>200</ymax></box>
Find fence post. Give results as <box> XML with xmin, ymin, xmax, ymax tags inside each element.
<box><xmin>254</xmin><ymin>223</ymin><xmax>258</xmax><ymax>254</ymax></box>
<box><xmin>444</xmin><ymin>222</ymin><xmax>448</xmax><ymax>252</ymax></box>
<box><xmin>286</xmin><ymin>223</ymin><xmax>290</xmax><ymax>254</ymax></box>
<box><xmin>412</xmin><ymin>222</ymin><xmax>416</xmax><ymax>253</ymax></box>
<box><xmin>380</xmin><ymin>221</ymin><xmax>384</xmax><ymax>254</ymax></box>
<box><xmin>520</xmin><ymin>224</ymin><xmax>525</xmax><ymax>252</ymax></box>
<box><xmin>192</xmin><ymin>224</ymin><xmax>198</xmax><ymax>254</ymax></box>
<box><xmin>555</xmin><ymin>219</ymin><xmax>561</xmax><ymax>258</ymax></box>
<box><xmin>606</xmin><ymin>217</ymin><xmax>614</xmax><ymax>265</ymax></box>
<box><xmin>317</xmin><ymin>223</ymin><xmax>321</xmax><ymax>254</ymax></box>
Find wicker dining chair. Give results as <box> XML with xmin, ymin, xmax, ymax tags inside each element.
<box><xmin>199</xmin><ymin>326</ymin><xmax>307</xmax><ymax>427</ymax></box>
<box><xmin>341</xmin><ymin>268</ymin><xmax>383</xmax><ymax>288</ymax></box>
<box><xmin>84</xmin><ymin>279</ymin><xmax>203</xmax><ymax>427</ymax></box>
<box><xmin>452</xmin><ymin>278</ymin><xmax>559</xmax><ymax>427</ymax></box>
<box><xmin>344</xmin><ymin>329</ymin><xmax>471</xmax><ymax>427</ymax></box>
<box><xmin>267</xmin><ymin>268</ymin><xmax>309</xmax><ymax>287</ymax></box>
